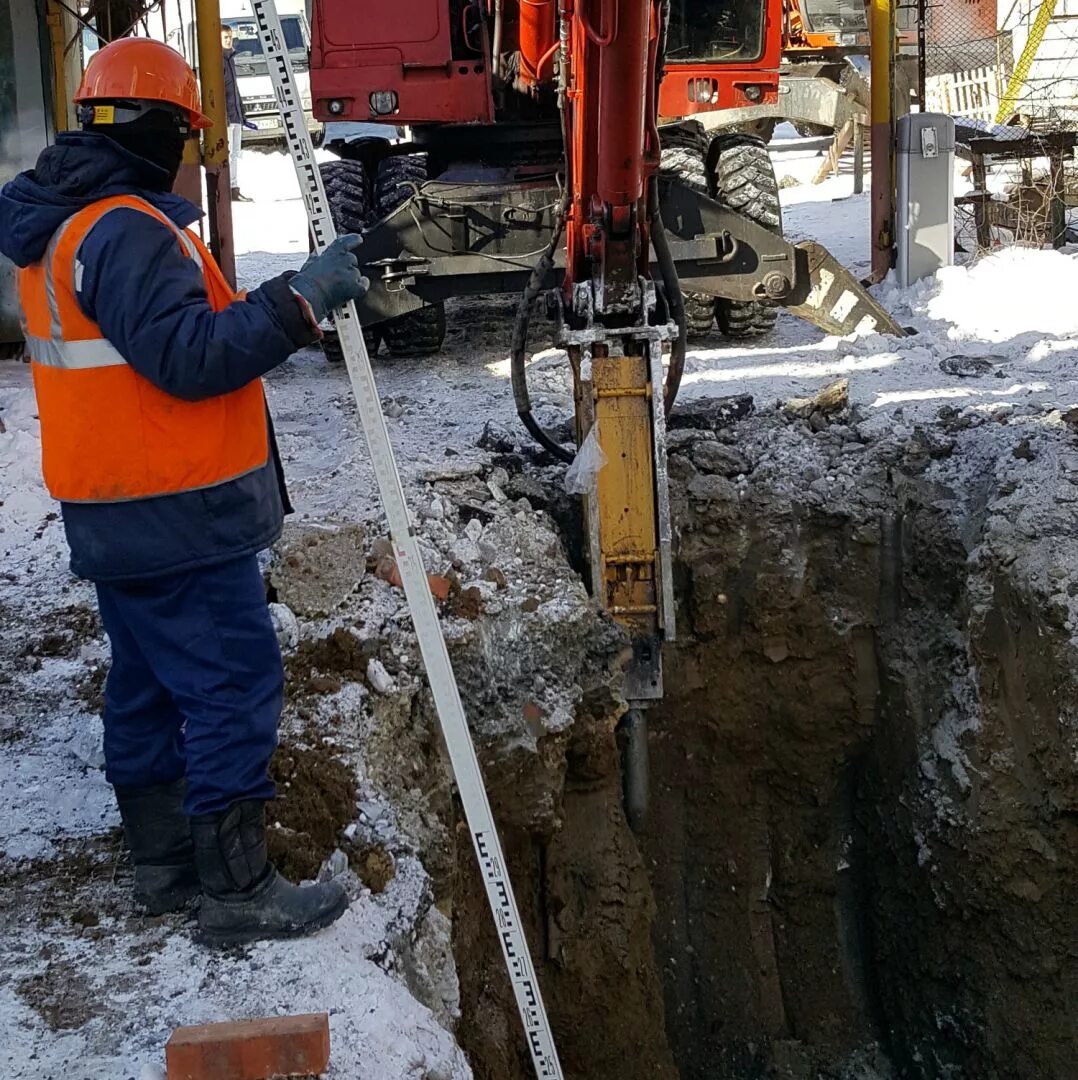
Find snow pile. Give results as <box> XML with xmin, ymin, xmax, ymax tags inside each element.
<box><xmin>913</xmin><ymin>247</ymin><xmax>1078</xmax><ymax>341</ymax></box>
<box><xmin>236</xmin><ymin>145</ymin><xmax>336</xmax><ymax>205</ymax></box>
<box><xmin>0</xmin><ymin>878</ymin><xmax>472</xmax><ymax>1079</ymax></box>
<box><xmin>0</xmin><ymin>378</ymin><xmax>51</xmax><ymax>556</ymax></box>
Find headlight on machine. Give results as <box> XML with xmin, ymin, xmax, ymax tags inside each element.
<box><xmin>369</xmin><ymin>91</ymin><xmax>399</xmax><ymax>116</ymax></box>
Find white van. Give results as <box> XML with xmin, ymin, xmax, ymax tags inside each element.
<box><xmin>220</xmin><ymin>4</ymin><xmax>321</xmax><ymax>144</ymax></box>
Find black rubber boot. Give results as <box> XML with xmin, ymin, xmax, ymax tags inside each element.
<box><xmin>190</xmin><ymin>800</ymin><xmax>348</xmax><ymax>947</ymax></box>
<box><xmin>114</xmin><ymin>780</ymin><xmax>200</xmax><ymax>915</ymax></box>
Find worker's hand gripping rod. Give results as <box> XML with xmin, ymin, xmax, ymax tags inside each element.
<box><xmin>250</xmin><ymin>4</ymin><xmax>563</xmax><ymax>1076</ymax></box>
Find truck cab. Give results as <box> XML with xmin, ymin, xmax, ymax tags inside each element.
<box><xmin>221</xmin><ymin>6</ymin><xmax>321</xmax><ymax>143</ymax></box>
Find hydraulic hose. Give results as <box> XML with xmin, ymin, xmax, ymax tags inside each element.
<box><xmin>649</xmin><ymin>175</ymin><xmax>687</xmax><ymax>416</ymax></box>
<box><xmin>648</xmin><ymin>0</ymin><xmax>684</xmax><ymax>414</ymax></box>
<box><xmin>492</xmin><ymin>0</ymin><xmax>504</xmax><ymax>79</ymax></box>
<box><xmin>512</xmin><ymin>0</ymin><xmax>573</xmax><ymax>464</ymax></box>
<box><xmin>511</xmin><ymin>206</ymin><xmax>573</xmax><ymax>463</ymax></box>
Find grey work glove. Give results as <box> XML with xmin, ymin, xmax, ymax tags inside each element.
<box><xmin>290</xmin><ymin>234</ymin><xmax>370</xmax><ymax>321</ymax></box>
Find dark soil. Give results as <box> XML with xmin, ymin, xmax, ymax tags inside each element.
<box><xmin>17</xmin><ymin>962</ymin><xmax>101</xmax><ymax>1031</ymax></box>
<box><xmin>452</xmin><ymin>686</ymin><xmax>677</xmax><ymax>1080</ymax></box>
<box><xmin>76</xmin><ymin>663</ymin><xmax>107</xmax><ymax>715</ymax></box>
<box><xmin>636</xmin><ymin>428</ymin><xmax>1078</xmax><ymax>1079</ymax></box>
<box><xmin>266</xmin><ymin>741</ymin><xmax>358</xmax><ymax>881</ymax></box>
<box><xmin>19</xmin><ymin>604</ymin><xmax>101</xmax><ymax>662</ymax></box>
<box><xmin>288</xmin><ymin>626</ymin><xmax>370</xmax><ymax>681</ymax></box>
<box><xmin>0</xmin><ymin>832</ymin><xmax>126</xmax><ymax>929</ymax></box>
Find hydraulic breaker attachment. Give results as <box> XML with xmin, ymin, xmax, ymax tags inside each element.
<box><xmin>551</xmin><ymin>281</ymin><xmax>677</xmax><ymax>703</ymax></box>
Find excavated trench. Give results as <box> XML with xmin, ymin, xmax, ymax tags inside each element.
<box><xmin>447</xmin><ymin>407</ymin><xmax>1077</xmax><ymax>1080</ymax></box>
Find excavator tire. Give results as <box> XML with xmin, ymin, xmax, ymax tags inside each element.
<box><xmin>710</xmin><ymin>134</ymin><xmax>782</xmax><ymax>339</ymax></box>
<box><xmin>659</xmin><ymin>142</ymin><xmax>718</xmax><ymax>337</ymax></box>
<box><xmin>317</xmin><ymin>159</ymin><xmax>381</xmax><ymax>362</ymax></box>
<box><xmin>374</xmin><ymin>155</ymin><xmax>447</xmax><ymax>358</ymax></box>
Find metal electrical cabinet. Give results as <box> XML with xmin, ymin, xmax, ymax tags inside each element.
<box><xmin>896</xmin><ymin>112</ymin><xmax>955</xmax><ymax>288</ymax></box>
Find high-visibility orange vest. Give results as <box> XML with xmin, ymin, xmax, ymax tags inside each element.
<box><xmin>18</xmin><ymin>195</ymin><xmax>269</xmax><ymax>503</ymax></box>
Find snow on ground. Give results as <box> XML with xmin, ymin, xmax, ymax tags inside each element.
<box><xmin>3</xmin><ymin>139</ymin><xmax>1078</xmax><ymax>1076</ymax></box>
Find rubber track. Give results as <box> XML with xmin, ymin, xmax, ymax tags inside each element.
<box><xmin>375</xmin><ymin>155</ymin><xmax>447</xmax><ymax>357</ymax></box>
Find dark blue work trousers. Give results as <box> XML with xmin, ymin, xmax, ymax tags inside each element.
<box><xmin>95</xmin><ymin>554</ymin><xmax>282</xmax><ymax>816</ymax></box>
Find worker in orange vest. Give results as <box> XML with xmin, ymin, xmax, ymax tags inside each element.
<box><xmin>0</xmin><ymin>38</ymin><xmax>368</xmax><ymax>946</ymax></box>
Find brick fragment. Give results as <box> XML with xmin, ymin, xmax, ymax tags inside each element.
<box><xmin>165</xmin><ymin>1013</ymin><xmax>330</xmax><ymax>1080</ymax></box>
<box><xmin>374</xmin><ymin>554</ymin><xmax>451</xmax><ymax>602</ymax></box>
<box><xmin>427</xmin><ymin>574</ymin><xmax>452</xmax><ymax>601</ymax></box>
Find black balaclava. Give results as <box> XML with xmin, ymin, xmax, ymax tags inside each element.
<box><xmin>86</xmin><ymin>106</ymin><xmax>189</xmax><ymax>191</ymax></box>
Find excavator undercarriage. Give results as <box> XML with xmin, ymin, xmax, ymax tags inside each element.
<box><xmin>336</xmin><ymin>130</ymin><xmax>902</xmax><ymax>342</ymax></box>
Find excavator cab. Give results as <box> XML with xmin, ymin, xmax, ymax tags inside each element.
<box><xmin>785</xmin><ymin>0</ymin><xmax>872</xmax><ymax>53</ymax></box>
<box><xmin>659</xmin><ymin>0</ymin><xmax>783</xmax><ymax>121</ymax></box>
<box><xmin>666</xmin><ymin>0</ymin><xmax>768</xmax><ymax>62</ymax></box>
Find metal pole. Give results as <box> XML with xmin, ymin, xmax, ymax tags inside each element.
<box><xmin>870</xmin><ymin>0</ymin><xmax>895</xmax><ymax>282</ymax></box>
<box><xmin>193</xmin><ymin>0</ymin><xmax>236</xmax><ymax>287</ymax></box>
<box><xmin>854</xmin><ymin>122</ymin><xmax>865</xmax><ymax>194</ymax></box>
<box><xmin>622</xmin><ymin>709</ymin><xmax>649</xmax><ymax>833</ymax></box>
<box><xmin>917</xmin><ymin>0</ymin><xmax>927</xmax><ymax>109</ymax></box>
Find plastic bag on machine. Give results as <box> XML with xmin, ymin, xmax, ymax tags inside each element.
<box><xmin>564</xmin><ymin>424</ymin><xmax>608</xmax><ymax>495</ymax></box>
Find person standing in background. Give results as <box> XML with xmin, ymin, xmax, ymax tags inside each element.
<box><xmin>221</xmin><ymin>25</ymin><xmax>252</xmax><ymax>203</ymax></box>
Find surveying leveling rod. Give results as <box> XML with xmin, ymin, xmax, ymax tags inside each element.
<box><xmin>250</xmin><ymin>2</ymin><xmax>564</xmax><ymax>1076</ymax></box>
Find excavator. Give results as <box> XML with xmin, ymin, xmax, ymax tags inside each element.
<box><xmin>306</xmin><ymin>0</ymin><xmax>902</xmax><ymax>753</ymax></box>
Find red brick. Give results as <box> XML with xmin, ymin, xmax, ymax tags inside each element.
<box><xmin>165</xmin><ymin>1013</ymin><xmax>330</xmax><ymax>1080</ymax></box>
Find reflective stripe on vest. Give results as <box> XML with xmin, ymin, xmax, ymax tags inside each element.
<box><xmin>19</xmin><ymin>195</ymin><xmax>269</xmax><ymax>503</ymax></box>
<box><xmin>24</xmin><ymin>335</ymin><xmax>127</xmax><ymax>369</ymax></box>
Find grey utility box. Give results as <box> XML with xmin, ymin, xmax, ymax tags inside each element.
<box><xmin>896</xmin><ymin>113</ymin><xmax>956</xmax><ymax>288</ymax></box>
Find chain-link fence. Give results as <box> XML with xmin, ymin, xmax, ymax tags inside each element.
<box><xmin>918</xmin><ymin>0</ymin><xmax>1078</xmax><ymax>128</ymax></box>
<box><xmin>918</xmin><ymin>0</ymin><xmax>1012</xmax><ymax>122</ymax></box>
<box><xmin>913</xmin><ymin>1</ymin><xmax>1078</xmax><ymax>254</ymax></box>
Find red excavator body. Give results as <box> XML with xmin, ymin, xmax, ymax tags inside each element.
<box><xmin>306</xmin><ymin>0</ymin><xmax>901</xmax><ymax>708</ymax></box>
<box><xmin>658</xmin><ymin>0</ymin><xmax>783</xmax><ymax>120</ymax></box>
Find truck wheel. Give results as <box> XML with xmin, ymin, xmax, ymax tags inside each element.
<box><xmin>659</xmin><ymin>142</ymin><xmax>719</xmax><ymax>337</ymax></box>
<box><xmin>318</xmin><ymin>160</ymin><xmax>382</xmax><ymax>362</ymax></box>
<box><xmin>374</xmin><ymin>155</ymin><xmax>447</xmax><ymax>357</ymax></box>
<box><xmin>710</xmin><ymin>134</ymin><xmax>782</xmax><ymax>339</ymax></box>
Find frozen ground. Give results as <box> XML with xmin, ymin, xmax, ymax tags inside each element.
<box><xmin>2</xmin><ymin>141</ymin><xmax>1078</xmax><ymax>1076</ymax></box>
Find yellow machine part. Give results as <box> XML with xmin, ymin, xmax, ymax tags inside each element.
<box><xmin>590</xmin><ymin>352</ymin><xmax>661</xmax><ymax>639</ymax></box>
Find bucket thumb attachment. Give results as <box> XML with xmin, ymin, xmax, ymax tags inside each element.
<box><xmin>784</xmin><ymin>240</ymin><xmax>907</xmax><ymax>338</ymax></box>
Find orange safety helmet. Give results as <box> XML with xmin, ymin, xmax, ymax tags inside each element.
<box><xmin>74</xmin><ymin>37</ymin><xmax>212</xmax><ymax>130</ymax></box>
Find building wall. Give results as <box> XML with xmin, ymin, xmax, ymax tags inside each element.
<box><xmin>931</xmin><ymin>0</ymin><xmax>999</xmax><ymax>48</ymax></box>
<box><xmin>1008</xmin><ymin>1</ymin><xmax>1078</xmax><ymax>122</ymax></box>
